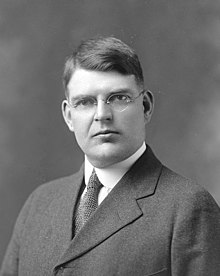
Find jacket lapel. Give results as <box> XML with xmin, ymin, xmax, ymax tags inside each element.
<box><xmin>55</xmin><ymin>146</ymin><xmax>162</xmax><ymax>268</ymax></box>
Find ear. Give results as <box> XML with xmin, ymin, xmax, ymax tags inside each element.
<box><xmin>61</xmin><ymin>100</ymin><xmax>74</xmax><ymax>132</ymax></box>
<box><xmin>142</xmin><ymin>90</ymin><xmax>154</xmax><ymax>124</ymax></box>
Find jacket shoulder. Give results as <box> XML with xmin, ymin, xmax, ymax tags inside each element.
<box><xmin>34</xmin><ymin>173</ymin><xmax>79</xmax><ymax>196</ymax></box>
<box><xmin>31</xmin><ymin>170</ymin><xmax>82</xmax><ymax>204</ymax></box>
<box><xmin>16</xmin><ymin>169</ymin><xmax>82</xmax><ymax>220</ymax></box>
<box><xmin>158</xmin><ymin>166</ymin><xmax>219</xmax><ymax>211</ymax></box>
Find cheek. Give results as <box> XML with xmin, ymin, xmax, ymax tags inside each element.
<box><xmin>71</xmin><ymin>115</ymin><xmax>91</xmax><ymax>143</ymax></box>
<box><xmin>73</xmin><ymin>127</ymin><xmax>89</xmax><ymax>153</ymax></box>
<box><xmin>122</xmin><ymin>110</ymin><xmax>145</xmax><ymax>133</ymax></box>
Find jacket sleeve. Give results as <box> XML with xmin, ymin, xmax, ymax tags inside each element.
<box><xmin>171</xmin><ymin>188</ymin><xmax>220</xmax><ymax>276</ymax></box>
<box><xmin>0</xmin><ymin>192</ymin><xmax>35</xmax><ymax>276</ymax></box>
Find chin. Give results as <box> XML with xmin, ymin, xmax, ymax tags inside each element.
<box><xmin>86</xmin><ymin>143</ymin><xmax>130</xmax><ymax>168</ymax></box>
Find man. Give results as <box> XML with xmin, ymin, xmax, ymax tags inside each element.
<box><xmin>1</xmin><ymin>37</ymin><xmax>220</xmax><ymax>276</ymax></box>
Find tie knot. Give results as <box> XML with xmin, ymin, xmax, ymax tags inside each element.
<box><xmin>87</xmin><ymin>169</ymin><xmax>102</xmax><ymax>190</ymax></box>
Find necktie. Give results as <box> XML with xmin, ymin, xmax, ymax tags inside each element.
<box><xmin>74</xmin><ymin>169</ymin><xmax>103</xmax><ymax>235</ymax></box>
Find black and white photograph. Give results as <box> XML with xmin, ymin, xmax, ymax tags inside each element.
<box><xmin>0</xmin><ymin>1</ymin><xmax>220</xmax><ymax>275</ymax></box>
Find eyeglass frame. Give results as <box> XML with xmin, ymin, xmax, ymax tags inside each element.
<box><xmin>66</xmin><ymin>89</ymin><xmax>148</xmax><ymax>113</ymax></box>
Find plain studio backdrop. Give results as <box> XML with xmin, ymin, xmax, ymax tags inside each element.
<box><xmin>0</xmin><ymin>0</ymin><xmax>220</xmax><ymax>265</ymax></box>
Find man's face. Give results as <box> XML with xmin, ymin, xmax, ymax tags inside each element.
<box><xmin>62</xmin><ymin>69</ymin><xmax>153</xmax><ymax>168</ymax></box>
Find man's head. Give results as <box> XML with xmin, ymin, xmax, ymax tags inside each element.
<box><xmin>62</xmin><ymin>36</ymin><xmax>154</xmax><ymax>168</ymax></box>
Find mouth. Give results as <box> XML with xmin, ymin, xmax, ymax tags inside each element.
<box><xmin>93</xmin><ymin>130</ymin><xmax>119</xmax><ymax>137</ymax></box>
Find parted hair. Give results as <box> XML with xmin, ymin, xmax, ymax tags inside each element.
<box><xmin>63</xmin><ymin>36</ymin><xmax>144</xmax><ymax>96</ymax></box>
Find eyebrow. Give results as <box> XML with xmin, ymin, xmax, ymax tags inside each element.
<box><xmin>69</xmin><ymin>89</ymin><xmax>133</xmax><ymax>101</ymax></box>
<box><xmin>109</xmin><ymin>88</ymin><xmax>133</xmax><ymax>95</ymax></box>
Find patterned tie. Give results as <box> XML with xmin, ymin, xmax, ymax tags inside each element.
<box><xmin>74</xmin><ymin>169</ymin><xmax>103</xmax><ymax>235</ymax></box>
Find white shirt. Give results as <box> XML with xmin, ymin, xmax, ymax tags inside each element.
<box><xmin>84</xmin><ymin>142</ymin><xmax>146</xmax><ymax>205</ymax></box>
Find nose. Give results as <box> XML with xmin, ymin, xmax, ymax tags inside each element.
<box><xmin>94</xmin><ymin>100</ymin><xmax>113</xmax><ymax>121</ymax></box>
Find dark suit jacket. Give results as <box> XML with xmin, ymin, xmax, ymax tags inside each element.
<box><xmin>1</xmin><ymin>147</ymin><xmax>220</xmax><ymax>276</ymax></box>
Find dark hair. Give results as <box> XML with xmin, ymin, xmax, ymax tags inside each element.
<box><xmin>63</xmin><ymin>36</ymin><xmax>144</xmax><ymax>96</ymax></box>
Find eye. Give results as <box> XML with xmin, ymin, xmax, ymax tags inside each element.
<box><xmin>73</xmin><ymin>97</ymin><xmax>96</xmax><ymax>108</ymax></box>
<box><xmin>109</xmin><ymin>94</ymin><xmax>131</xmax><ymax>103</ymax></box>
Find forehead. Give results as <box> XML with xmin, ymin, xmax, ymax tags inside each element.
<box><xmin>67</xmin><ymin>69</ymin><xmax>139</xmax><ymax>97</ymax></box>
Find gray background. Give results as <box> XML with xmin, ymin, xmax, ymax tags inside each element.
<box><xmin>1</xmin><ymin>0</ymin><xmax>220</xmax><ymax>265</ymax></box>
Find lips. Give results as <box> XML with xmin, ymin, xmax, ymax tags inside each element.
<box><xmin>93</xmin><ymin>130</ymin><xmax>119</xmax><ymax>137</ymax></box>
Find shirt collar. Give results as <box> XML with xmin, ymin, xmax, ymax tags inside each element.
<box><xmin>84</xmin><ymin>142</ymin><xmax>146</xmax><ymax>189</ymax></box>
